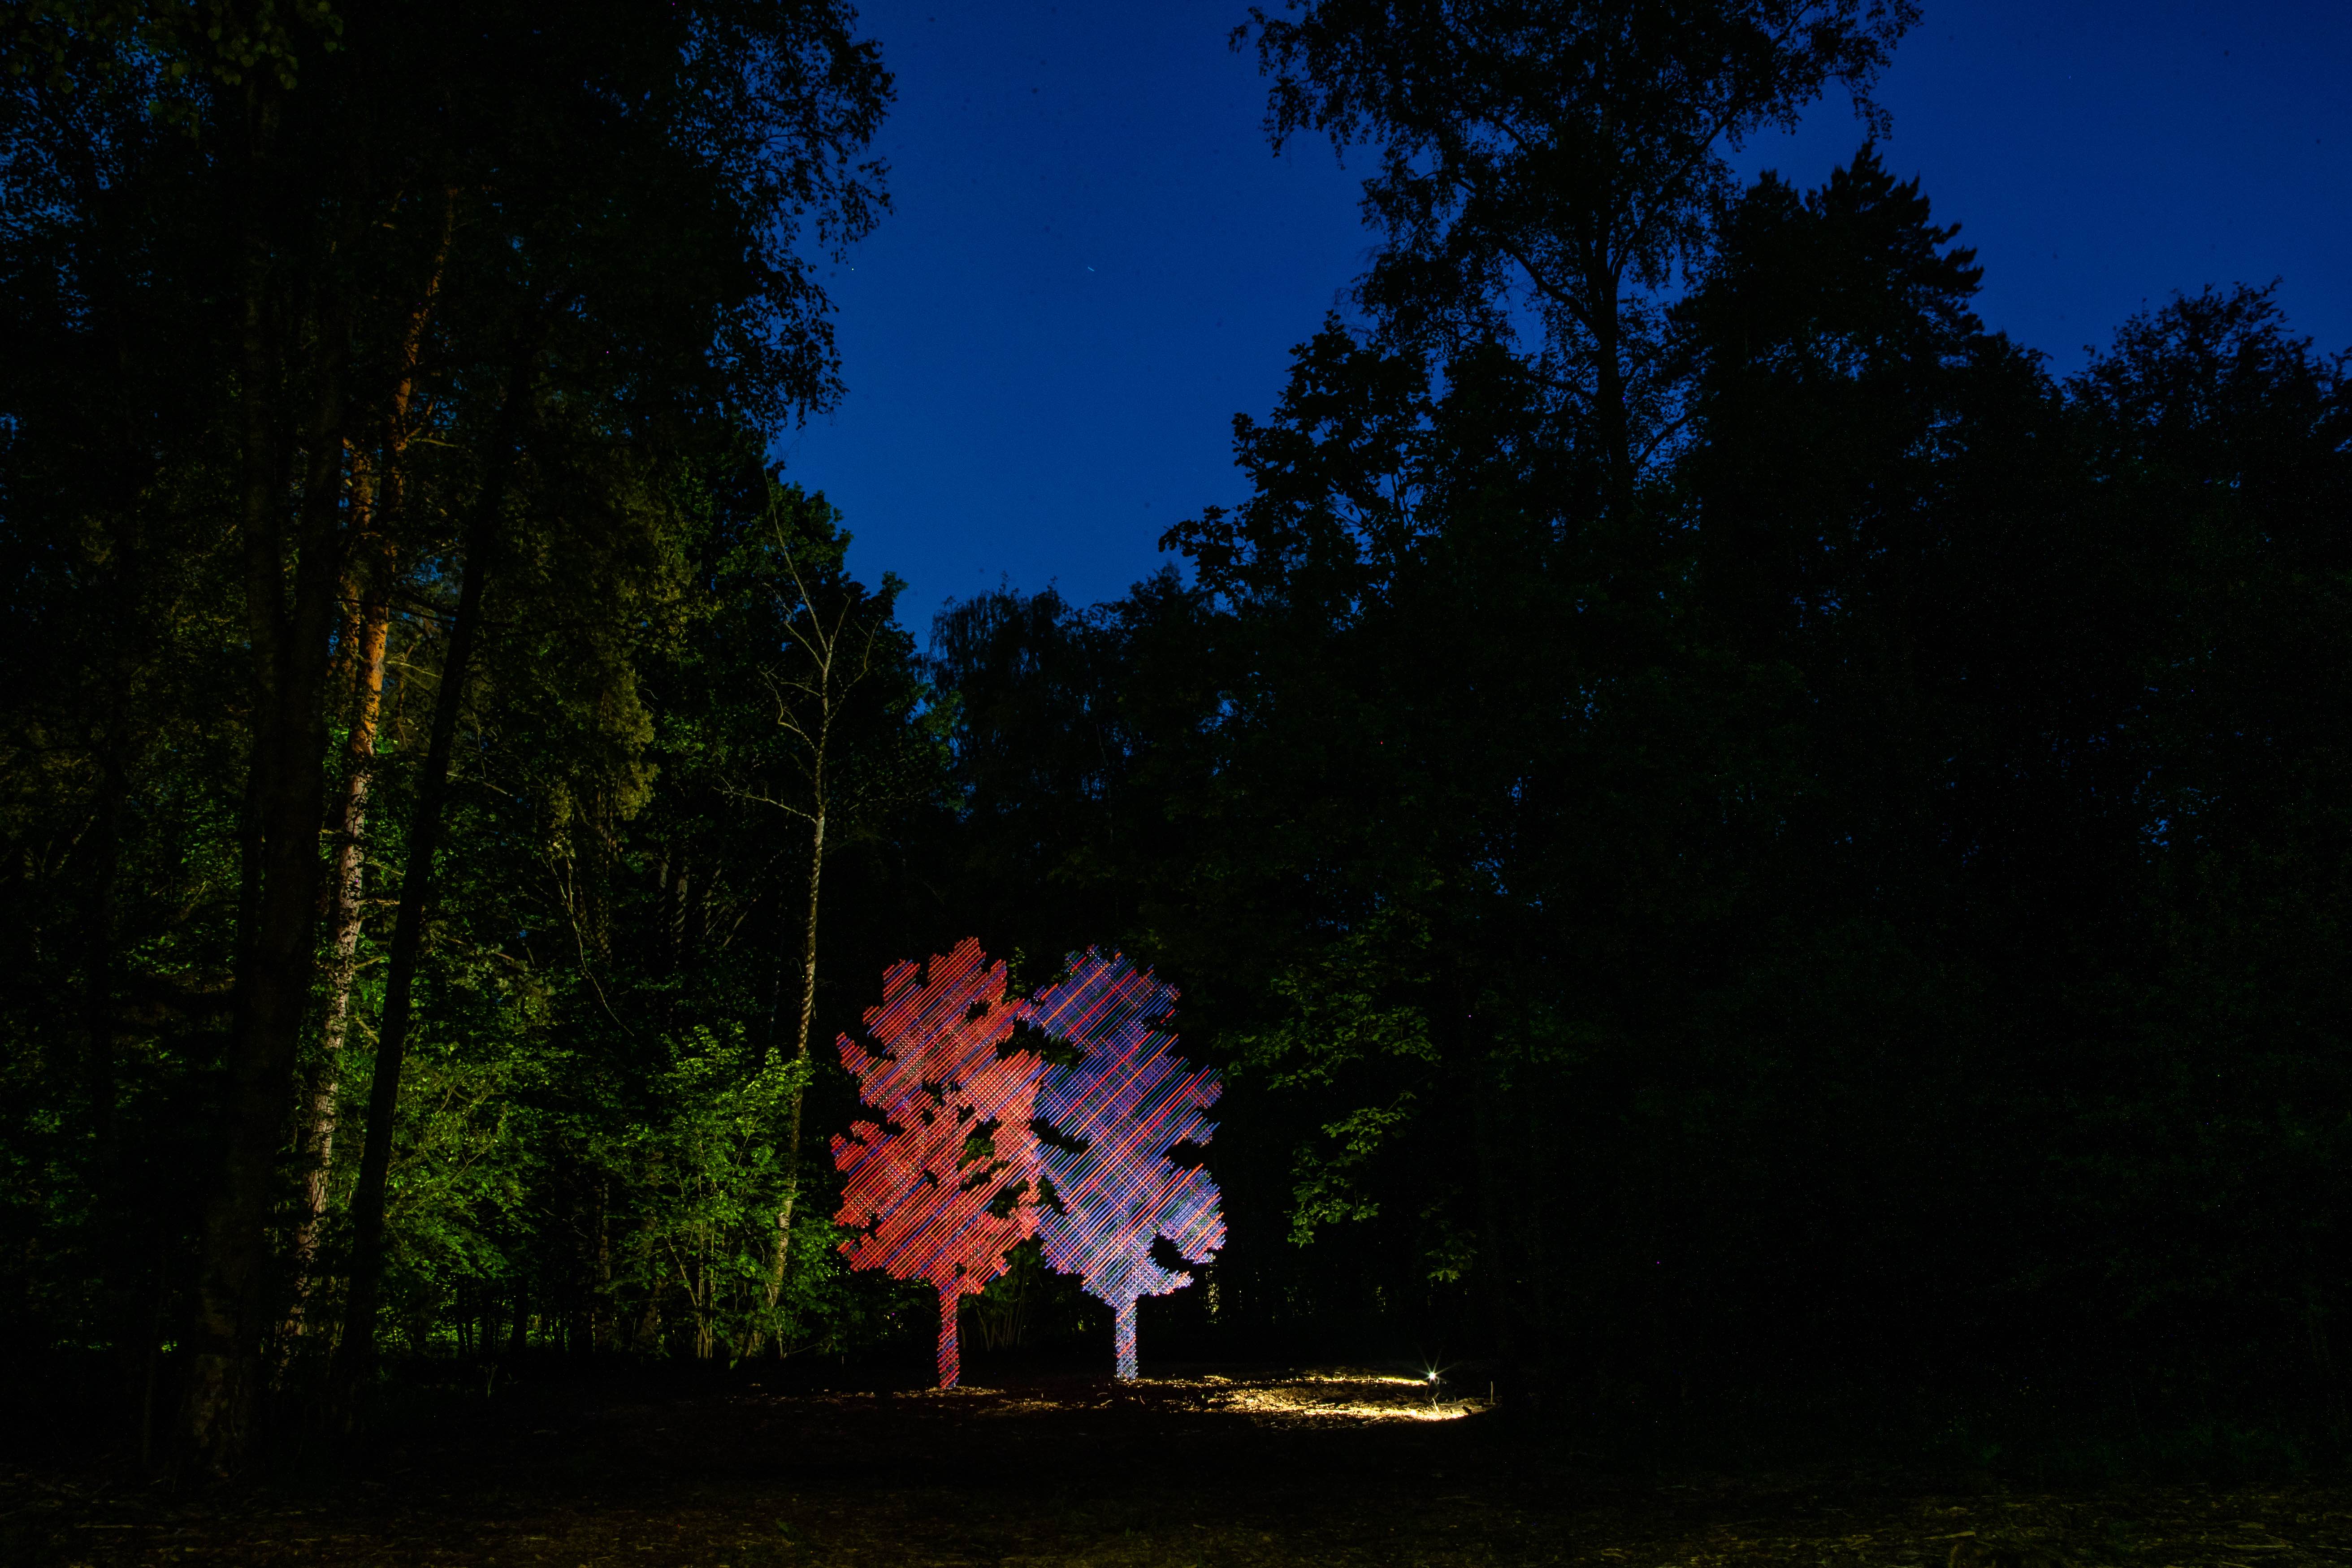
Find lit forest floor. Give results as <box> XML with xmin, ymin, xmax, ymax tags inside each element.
<box><xmin>6</xmin><ymin>1366</ymin><xmax>2350</xmax><ymax>1567</ymax></box>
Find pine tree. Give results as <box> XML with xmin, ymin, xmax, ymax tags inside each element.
<box><xmin>832</xmin><ymin>939</ymin><xmax>1044</xmax><ymax>1386</ymax></box>
<box><xmin>1030</xmin><ymin>951</ymin><xmax>1224</xmax><ymax>1379</ymax></box>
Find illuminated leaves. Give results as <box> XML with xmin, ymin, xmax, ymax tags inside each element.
<box><xmin>831</xmin><ymin>939</ymin><xmax>1044</xmax><ymax>1384</ymax></box>
<box><xmin>1029</xmin><ymin>950</ymin><xmax>1224</xmax><ymax>1379</ymax></box>
<box><xmin>833</xmin><ymin>944</ymin><xmax>1226</xmax><ymax>1382</ymax></box>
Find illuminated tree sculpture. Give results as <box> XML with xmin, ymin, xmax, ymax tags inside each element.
<box><xmin>1029</xmin><ymin>950</ymin><xmax>1225</xmax><ymax>1380</ymax></box>
<box><xmin>832</xmin><ymin>939</ymin><xmax>1044</xmax><ymax>1388</ymax></box>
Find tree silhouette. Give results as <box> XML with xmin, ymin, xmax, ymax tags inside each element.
<box><xmin>1030</xmin><ymin>951</ymin><xmax>1225</xmax><ymax>1379</ymax></box>
<box><xmin>832</xmin><ymin>939</ymin><xmax>1043</xmax><ymax>1387</ymax></box>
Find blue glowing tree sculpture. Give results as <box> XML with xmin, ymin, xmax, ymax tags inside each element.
<box><xmin>832</xmin><ymin>939</ymin><xmax>1044</xmax><ymax>1387</ymax></box>
<box><xmin>1028</xmin><ymin>950</ymin><xmax>1225</xmax><ymax>1380</ymax></box>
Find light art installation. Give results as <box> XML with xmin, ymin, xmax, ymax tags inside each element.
<box><xmin>1028</xmin><ymin>950</ymin><xmax>1225</xmax><ymax>1381</ymax></box>
<box><xmin>831</xmin><ymin>938</ymin><xmax>1043</xmax><ymax>1388</ymax></box>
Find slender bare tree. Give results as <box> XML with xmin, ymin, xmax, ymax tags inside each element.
<box><xmin>732</xmin><ymin>503</ymin><xmax>899</xmax><ymax>1350</ymax></box>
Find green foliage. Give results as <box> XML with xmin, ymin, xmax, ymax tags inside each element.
<box><xmin>0</xmin><ymin>0</ymin><xmax>925</xmax><ymax>1458</ymax></box>
<box><xmin>609</xmin><ymin>1033</ymin><xmax>806</xmax><ymax>1359</ymax></box>
<box><xmin>1231</xmin><ymin>912</ymin><xmax>1438</xmax><ymax>1245</ymax></box>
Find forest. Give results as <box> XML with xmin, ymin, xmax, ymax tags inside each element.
<box><xmin>4</xmin><ymin>0</ymin><xmax>2350</xmax><ymax>1496</ymax></box>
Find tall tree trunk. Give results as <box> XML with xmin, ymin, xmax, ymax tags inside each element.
<box><xmin>1586</xmin><ymin>251</ymin><xmax>1633</xmax><ymax>515</ymax></box>
<box><xmin>283</xmin><ymin>211</ymin><xmax>448</xmax><ymax>1350</ymax></box>
<box><xmin>330</xmin><ymin>359</ymin><xmax>532</xmax><ymax>1425</ymax></box>
<box><xmin>82</xmin><ymin>745</ymin><xmax>124</xmax><ymax>1167</ymax></box>
<box><xmin>739</xmin><ymin>527</ymin><xmax>884</xmax><ymax>1360</ymax></box>
<box><xmin>778</xmin><ymin>806</ymin><xmax>826</xmax><ymax>1223</ymax></box>
<box><xmin>749</xmin><ymin>807</ymin><xmax>824</xmax><ymax>1353</ymax></box>
<box><xmin>593</xmin><ymin>1182</ymin><xmax>613</xmax><ymax>1351</ymax></box>
<box><xmin>137</xmin><ymin>1230</ymin><xmax>173</xmax><ymax>1473</ymax></box>
<box><xmin>182</xmin><ymin>78</ymin><xmax>352</xmax><ymax>1469</ymax></box>
<box><xmin>634</xmin><ymin>1274</ymin><xmax>661</xmax><ymax>1352</ymax></box>
<box><xmin>84</xmin><ymin>741</ymin><xmax>145</xmax><ymax>1438</ymax></box>
<box><xmin>280</xmin><ymin>576</ymin><xmax>390</xmax><ymax>1348</ymax></box>
<box><xmin>1471</xmin><ymin>1062</ymin><xmax>1517</xmax><ymax>1401</ymax></box>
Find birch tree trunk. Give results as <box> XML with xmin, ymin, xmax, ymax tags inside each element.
<box><xmin>759</xmin><ymin>805</ymin><xmax>824</xmax><ymax>1316</ymax></box>
<box><xmin>282</xmin><ymin>213</ymin><xmax>446</xmax><ymax>1351</ymax></box>
<box><xmin>740</xmin><ymin>515</ymin><xmax>891</xmax><ymax>1356</ymax></box>
<box><xmin>278</xmin><ymin>578</ymin><xmax>389</xmax><ymax>1349</ymax></box>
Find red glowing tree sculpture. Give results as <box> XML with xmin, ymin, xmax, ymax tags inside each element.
<box><xmin>1029</xmin><ymin>950</ymin><xmax>1224</xmax><ymax>1380</ymax></box>
<box><xmin>832</xmin><ymin>939</ymin><xmax>1044</xmax><ymax>1387</ymax></box>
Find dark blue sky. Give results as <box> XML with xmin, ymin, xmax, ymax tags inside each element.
<box><xmin>777</xmin><ymin>0</ymin><xmax>2352</xmax><ymax>624</ymax></box>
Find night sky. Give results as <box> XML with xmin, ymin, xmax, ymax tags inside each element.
<box><xmin>775</xmin><ymin>0</ymin><xmax>2352</xmax><ymax>624</ymax></box>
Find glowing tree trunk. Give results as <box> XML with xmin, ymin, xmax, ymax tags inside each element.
<box><xmin>938</xmin><ymin>1283</ymin><xmax>962</xmax><ymax>1388</ymax></box>
<box><xmin>1028</xmin><ymin>950</ymin><xmax>1225</xmax><ymax>1382</ymax></box>
<box><xmin>1114</xmin><ymin>1299</ymin><xmax>1139</xmax><ymax>1381</ymax></box>
<box><xmin>832</xmin><ymin>939</ymin><xmax>1044</xmax><ymax>1388</ymax></box>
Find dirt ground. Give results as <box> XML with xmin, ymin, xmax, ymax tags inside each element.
<box><xmin>5</xmin><ymin>1367</ymin><xmax>2349</xmax><ymax>1567</ymax></box>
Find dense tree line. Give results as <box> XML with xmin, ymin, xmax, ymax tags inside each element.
<box><xmin>0</xmin><ymin>0</ymin><xmax>921</xmax><ymax>1477</ymax></box>
<box><xmin>937</xmin><ymin>2</ymin><xmax>2352</xmax><ymax>1455</ymax></box>
<box><xmin>4</xmin><ymin>0</ymin><xmax>2348</xmax><ymax>1479</ymax></box>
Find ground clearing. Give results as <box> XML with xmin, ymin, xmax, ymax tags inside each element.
<box><xmin>4</xmin><ymin>1368</ymin><xmax>2346</xmax><ymax>1566</ymax></box>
